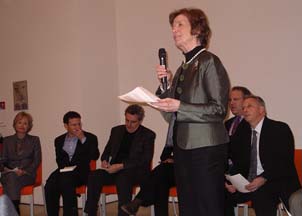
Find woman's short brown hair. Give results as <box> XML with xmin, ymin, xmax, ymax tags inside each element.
<box><xmin>13</xmin><ymin>111</ymin><xmax>33</xmax><ymax>133</ymax></box>
<box><xmin>169</xmin><ymin>8</ymin><xmax>211</xmax><ymax>48</ymax></box>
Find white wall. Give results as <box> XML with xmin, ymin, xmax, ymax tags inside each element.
<box><xmin>115</xmin><ymin>0</ymin><xmax>302</xmax><ymax>152</ymax></box>
<box><xmin>0</xmin><ymin>0</ymin><xmax>119</xmax><ymax>204</ymax></box>
<box><xmin>0</xmin><ymin>0</ymin><xmax>301</xmax><ymax>205</ymax></box>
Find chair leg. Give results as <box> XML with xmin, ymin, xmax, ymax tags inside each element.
<box><xmin>41</xmin><ymin>183</ymin><xmax>48</xmax><ymax>216</ymax></box>
<box><xmin>171</xmin><ymin>197</ymin><xmax>177</xmax><ymax>216</ymax></box>
<box><xmin>235</xmin><ymin>204</ymin><xmax>249</xmax><ymax>216</ymax></box>
<box><xmin>234</xmin><ymin>206</ymin><xmax>239</xmax><ymax>216</ymax></box>
<box><xmin>243</xmin><ymin>204</ymin><xmax>248</xmax><ymax>216</ymax></box>
<box><xmin>100</xmin><ymin>193</ymin><xmax>106</xmax><ymax>216</ymax></box>
<box><xmin>150</xmin><ymin>205</ymin><xmax>155</xmax><ymax>216</ymax></box>
<box><xmin>29</xmin><ymin>194</ymin><xmax>34</xmax><ymax>216</ymax></box>
<box><xmin>82</xmin><ymin>193</ymin><xmax>87</xmax><ymax>216</ymax></box>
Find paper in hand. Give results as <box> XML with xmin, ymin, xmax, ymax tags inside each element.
<box><xmin>118</xmin><ymin>87</ymin><xmax>159</xmax><ymax>104</ymax></box>
<box><xmin>2</xmin><ymin>167</ymin><xmax>18</xmax><ymax>174</ymax></box>
<box><xmin>225</xmin><ymin>174</ymin><xmax>251</xmax><ymax>193</ymax></box>
<box><xmin>60</xmin><ymin>165</ymin><xmax>77</xmax><ymax>173</ymax></box>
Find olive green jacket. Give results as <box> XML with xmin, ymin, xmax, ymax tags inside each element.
<box><xmin>158</xmin><ymin>50</ymin><xmax>230</xmax><ymax>150</ymax></box>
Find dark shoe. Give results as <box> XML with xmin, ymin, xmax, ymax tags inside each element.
<box><xmin>12</xmin><ymin>200</ymin><xmax>20</xmax><ymax>215</ymax></box>
<box><xmin>121</xmin><ymin>198</ymin><xmax>142</xmax><ymax>215</ymax></box>
<box><xmin>84</xmin><ymin>200</ymin><xmax>98</xmax><ymax>216</ymax></box>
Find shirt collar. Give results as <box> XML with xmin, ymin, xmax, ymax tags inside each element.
<box><xmin>65</xmin><ymin>134</ymin><xmax>78</xmax><ymax>141</ymax></box>
<box><xmin>253</xmin><ymin>117</ymin><xmax>265</xmax><ymax>134</ymax></box>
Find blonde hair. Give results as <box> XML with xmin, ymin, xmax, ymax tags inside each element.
<box><xmin>13</xmin><ymin>111</ymin><xmax>33</xmax><ymax>133</ymax></box>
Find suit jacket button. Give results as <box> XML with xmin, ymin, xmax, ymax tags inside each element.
<box><xmin>177</xmin><ymin>87</ymin><xmax>182</xmax><ymax>94</ymax></box>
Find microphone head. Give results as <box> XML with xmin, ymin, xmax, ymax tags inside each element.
<box><xmin>158</xmin><ymin>48</ymin><xmax>166</xmax><ymax>58</ymax></box>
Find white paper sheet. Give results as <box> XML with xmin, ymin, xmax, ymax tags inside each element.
<box><xmin>59</xmin><ymin>165</ymin><xmax>76</xmax><ymax>173</ymax></box>
<box><xmin>118</xmin><ymin>87</ymin><xmax>159</xmax><ymax>103</ymax></box>
<box><xmin>225</xmin><ymin>174</ymin><xmax>251</xmax><ymax>193</ymax></box>
<box><xmin>1</xmin><ymin>167</ymin><xmax>18</xmax><ymax>174</ymax></box>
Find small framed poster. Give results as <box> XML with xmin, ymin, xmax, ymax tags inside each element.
<box><xmin>13</xmin><ymin>80</ymin><xmax>28</xmax><ymax>110</ymax></box>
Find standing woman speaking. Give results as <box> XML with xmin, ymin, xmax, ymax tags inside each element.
<box><xmin>153</xmin><ymin>8</ymin><xmax>230</xmax><ymax>215</ymax></box>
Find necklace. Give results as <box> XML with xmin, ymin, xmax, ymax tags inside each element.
<box><xmin>182</xmin><ymin>48</ymin><xmax>206</xmax><ymax>69</ymax></box>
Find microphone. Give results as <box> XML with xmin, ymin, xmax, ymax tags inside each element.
<box><xmin>158</xmin><ymin>48</ymin><xmax>168</xmax><ymax>91</ymax></box>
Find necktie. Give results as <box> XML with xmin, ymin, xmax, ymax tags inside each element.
<box><xmin>248</xmin><ymin>130</ymin><xmax>258</xmax><ymax>181</ymax></box>
<box><xmin>230</xmin><ymin>116</ymin><xmax>241</xmax><ymax>135</ymax></box>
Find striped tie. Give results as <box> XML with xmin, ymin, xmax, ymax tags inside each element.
<box><xmin>248</xmin><ymin>130</ymin><xmax>258</xmax><ymax>181</ymax></box>
<box><xmin>230</xmin><ymin>116</ymin><xmax>241</xmax><ymax>135</ymax></box>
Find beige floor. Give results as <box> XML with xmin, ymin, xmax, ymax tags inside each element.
<box><xmin>19</xmin><ymin>202</ymin><xmax>264</xmax><ymax>216</ymax></box>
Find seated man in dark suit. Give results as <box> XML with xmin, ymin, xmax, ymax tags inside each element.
<box><xmin>121</xmin><ymin>146</ymin><xmax>175</xmax><ymax>216</ymax></box>
<box><xmin>224</xmin><ymin>86</ymin><xmax>252</xmax><ymax>215</ymax></box>
<box><xmin>225</xmin><ymin>86</ymin><xmax>252</xmax><ymax>172</ymax></box>
<box><xmin>225</xmin><ymin>86</ymin><xmax>252</xmax><ymax>137</ymax></box>
<box><xmin>45</xmin><ymin>111</ymin><xmax>100</xmax><ymax>216</ymax></box>
<box><xmin>84</xmin><ymin>104</ymin><xmax>156</xmax><ymax>216</ymax></box>
<box><xmin>225</xmin><ymin>95</ymin><xmax>301</xmax><ymax>216</ymax></box>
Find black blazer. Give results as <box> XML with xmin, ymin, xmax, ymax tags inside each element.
<box><xmin>2</xmin><ymin>134</ymin><xmax>41</xmax><ymax>179</ymax></box>
<box><xmin>225</xmin><ymin>117</ymin><xmax>251</xmax><ymax>177</ymax></box>
<box><xmin>225</xmin><ymin>116</ymin><xmax>238</xmax><ymax>133</ymax></box>
<box><xmin>229</xmin><ymin>117</ymin><xmax>300</xmax><ymax>190</ymax></box>
<box><xmin>55</xmin><ymin>131</ymin><xmax>100</xmax><ymax>183</ymax></box>
<box><xmin>257</xmin><ymin>117</ymin><xmax>298</xmax><ymax>182</ymax></box>
<box><xmin>101</xmin><ymin>125</ymin><xmax>155</xmax><ymax>171</ymax></box>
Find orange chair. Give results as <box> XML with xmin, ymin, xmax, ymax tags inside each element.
<box><xmin>277</xmin><ymin>149</ymin><xmax>302</xmax><ymax>216</ymax></box>
<box><xmin>294</xmin><ymin>149</ymin><xmax>302</xmax><ymax>184</ymax></box>
<box><xmin>234</xmin><ymin>201</ymin><xmax>250</xmax><ymax>216</ymax></box>
<box><xmin>0</xmin><ymin>162</ymin><xmax>44</xmax><ymax>216</ymax></box>
<box><xmin>235</xmin><ymin>149</ymin><xmax>302</xmax><ymax>216</ymax></box>
<box><xmin>76</xmin><ymin>160</ymin><xmax>97</xmax><ymax>216</ymax></box>
<box><xmin>169</xmin><ymin>186</ymin><xmax>178</xmax><ymax>216</ymax></box>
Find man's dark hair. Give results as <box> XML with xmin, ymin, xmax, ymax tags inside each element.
<box><xmin>63</xmin><ymin>111</ymin><xmax>81</xmax><ymax>124</ymax></box>
<box><xmin>125</xmin><ymin>104</ymin><xmax>145</xmax><ymax>121</ymax></box>
<box><xmin>231</xmin><ymin>86</ymin><xmax>252</xmax><ymax>97</ymax></box>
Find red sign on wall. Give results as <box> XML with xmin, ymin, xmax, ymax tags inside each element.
<box><xmin>0</xmin><ymin>101</ymin><xmax>5</xmax><ymax>110</ymax></box>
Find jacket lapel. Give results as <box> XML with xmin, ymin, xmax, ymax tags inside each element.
<box><xmin>258</xmin><ymin>117</ymin><xmax>269</xmax><ymax>167</ymax></box>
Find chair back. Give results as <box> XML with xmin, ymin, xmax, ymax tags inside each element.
<box><xmin>21</xmin><ymin>161</ymin><xmax>42</xmax><ymax>195</ymax></box>
<box><xmin>34</xmin><ymin>162</ymin><xmax>42</xmax><ymax>186</ymax></box>
<box><xmin>169</xmin><ymin>186</ymin><xmax>177</xmax><ymax>197</ymax></box>
<box><xmin>89</xmin><ymin>160</ymin><xmax>96</xmax><ymax>170</ymax></box>
<box><xmin>295</xmin><ymin>149</ymin><xmax>302</xmax><ymax>184</ymax></box>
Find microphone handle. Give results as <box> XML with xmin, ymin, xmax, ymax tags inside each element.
<box><xmin>162</xmin><ymin>77</ymin><xmax>168</xmax><ymax>91</ymax></box>
<box><xmin>160</xmin><ymin>57</ymin><xmax>168</xmax><ymax>91</ymax></box>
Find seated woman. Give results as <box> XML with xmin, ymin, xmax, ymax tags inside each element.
<box><xmin>0</xmin><ymin>112</ymin><xmax>41</xmax><ymax>214</ymax></box>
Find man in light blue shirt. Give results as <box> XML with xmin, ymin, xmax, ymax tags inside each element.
<box><xmin>45</xmin><ymin>111</ymin><xmax>100</xmax><ymax>216</ymax></box>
